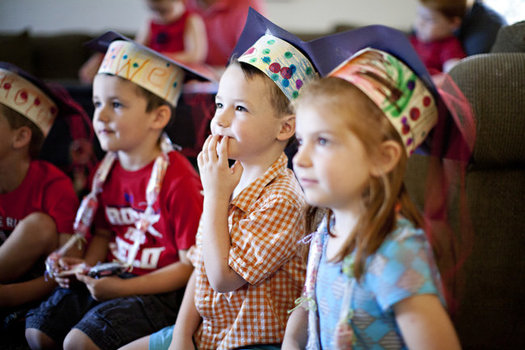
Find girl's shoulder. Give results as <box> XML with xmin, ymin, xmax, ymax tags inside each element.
<box><xmin>377</xmin><ymin>217</ymin><xmax>429</xmax><ymax>260</ymax></box>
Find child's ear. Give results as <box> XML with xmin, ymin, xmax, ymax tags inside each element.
<box><xmin>277</xmin><ymin>114</ymin><xmax>295</xmax><ymax>142</ymax></box>
<box><xmin>12</xmin><ymin>126</ymin><xmax>32</xmax><ymax>150</ymax></box>
<box><xmin>371</xmin><ymin>140</ymin><xmax>403</xmax><ymax>176</ymax></box>
<box><xmin>150</xmin><ymin>104</ymin><xmax>172</xmax><ymax>130</ymax></box>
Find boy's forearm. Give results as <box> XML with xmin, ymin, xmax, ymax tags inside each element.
<box><xmin>84</xmin><ymin>230</ymin><xmax>112</xmax><ymax>266</ymax></box>
<box><xmin>282</xmin><ymin>306</ymin><xmax>309</xmax><ymax>350</ymax></box>
<box><xmin>58</xmin><ymin>233</ymin><xmax>85</xmax><ymax>258</ymax></box>
<box><xmin>201</xmin><ymin>198</ymin><xmax>245</xmax><ymax>293</ymax></box>
<box><xmin>170</xmin><ymin>271</ymin><xmax>200</xmax><ymax>349</ymax></box>
<box><xmin>119</xmin><ymin>260</ymin><xmax>193</xmax><ymax>296</ymax></box>
<box><xmin>0</xmin><ymin>276</ymin><xmax>56</xmax><ymax>308</ymax></box>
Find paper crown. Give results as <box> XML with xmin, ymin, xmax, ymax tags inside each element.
<box><xmin>87</xmin><ymin>31</ymin><xmax>215</xmax><ymax>107</ymax></box>
<box><xmin>329</xmin><ymin>48</ymin><xmax>438</xmax><ymax>155</ymax></box>
<box><xmin>238</xmin><ymin>34</ymin><xmax>317</xmax><ymax>101</ymax></box>
<box><xmin>0</xmin><ymin>65</ymin><xmax>57</xmax><ymax>136</ymax></box>
<box><xmin>231</xmin><ymin>8</ymin><xmax>318</xmax><ymax>101</ymax></box>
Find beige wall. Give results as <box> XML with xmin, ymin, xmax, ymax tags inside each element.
<box><xmin>0</xmin><ymin>0</ymin><xmax>417</xmax><ymax>35</ymax></box>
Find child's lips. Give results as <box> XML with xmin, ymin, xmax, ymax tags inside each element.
<box><xmin>299</xmin><ymin>177</ymin><xmax>318</xmax><ymax>187</ymax></box>
<box><xmin>97</xmin><ymin>128</ymin><xmax>114</xmax><ymax>135</ymax></box>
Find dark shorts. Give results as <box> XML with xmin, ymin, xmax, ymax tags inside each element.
<box><xmin>25</xmin><ymin>281</ymin><xmax>184</xmax><ymax>349</ymax></box>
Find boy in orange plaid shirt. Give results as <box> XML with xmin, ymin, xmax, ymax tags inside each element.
<box><xmin>122</xmin><ymin>10</ymin><xmax>319</xmax><ymax>350</ymax></box>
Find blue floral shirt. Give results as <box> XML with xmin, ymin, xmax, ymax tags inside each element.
<box><xmin>314</xmin><ymin>218</ymin><xmax>445</xmax><ymax>349</ymax></box>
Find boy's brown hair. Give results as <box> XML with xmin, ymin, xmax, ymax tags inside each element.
<box><xmin>0</xmin><ymin>103</ymin><xmax>44</xmax><ymax>159</ymax></box>
<box><xmin>236</xmin><ymin>61</ymin><xmax>294</xmax><ymax>117</ymax></box>
<box><xmin>420</xmin><ymin>0</ymin><xmax>467</xmax><ymax>19</ymax></box>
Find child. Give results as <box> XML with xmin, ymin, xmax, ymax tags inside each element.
<box><xmin>410</xmin><ymin>0</ymin><xmax>466</xmax><ymax>74</ymax></box>
<box><xmin>122</xmin><ymin>10</ymin><xmax>318</xmax><ymax>350</ymax></box>
<box><xmin>79</xmin><ymin>0</ymin><xmax>207</xmax><ymax>84</ymax></box>
<box><xmin>25</xmin><ymin>33</ymin><xmax>206</xmax><ymax>349</ymax></box>
<box><xmin>0</xmin><ymin>63</ymin><xmax>79</xmax><ymax>320</ymax></box>
<box><xmin>283</xmin><ymin>48</ymin><xmax>461</xmax><ymax>348</ymax></box>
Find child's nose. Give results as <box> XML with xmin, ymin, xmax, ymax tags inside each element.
<box><xmin>94</xmin><ymin>106</ymin><xmax>109</xmax><ymax>123</ymax></box>
<box><xmin>212</xmin><ymin>109</ymin><xmax>232</xmax><ymax>128</ymax></box>
<box><xmin>293</xmin><ymin>144</ymin><xmax>311</xmax><ymax>168</ymax></box>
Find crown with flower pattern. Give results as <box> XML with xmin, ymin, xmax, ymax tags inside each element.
<box><xmin>0</xmin><ymin>67</ymin><xmax>58</xmax><ymax>136</ymax></box>
<box><xmin>329</xmin><ymin>48</ymin><xmax>438</xmax><ymax>155</ymax></box>
<box><xmin>238</xmin><ymin>34</ymin><xmax>317</xmax><ymax>101</ymax></box>
<box><xmin>98</xmin><ymin>40</ymin><xmax>185</xmax><ymax>107</ymax></box>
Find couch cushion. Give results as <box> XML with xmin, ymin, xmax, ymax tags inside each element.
<box><xmin>448</xmin><ymin>53</ymin><xmax>525</xmax><ymax>168</ymax></box>
<box><xmin>31</xmin><ymin>33</ymin><xmax>94</xmax><ymax>80</ymax></box>
<box><xmin>0</xmin><ymin>30</ymin><xmax>34</xmax><ymax>73</ymax></box>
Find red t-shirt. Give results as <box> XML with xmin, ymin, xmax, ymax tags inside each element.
<box><xmin>185</xmin><ymin>0</ymin><xmax>266</xmax><ymax>66</ymax></box>
<box><xmin>94</xmin><ymin>151</ymin><xmax>203</xmax><ymax>276</ymax></box>
<box><xmin>147</xmin><ymin>10</ymin><xmax>191</xmax><ymax>53</ymax></box>
<box><xmin>410</xmin><ymin>35</ymin><xmax>466</xmax><ymax>74</ymax></box>
<box><xmin>0</xmin><ymin>160</ymin><xmax>79</xmax><ymax>243</ymax></box>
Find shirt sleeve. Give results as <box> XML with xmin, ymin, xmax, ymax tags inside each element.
<box><xmin>166</xmin><ymin>169</ymin><xmax>203</xmax><ymax>252</ymax></box>
<box><xmin>364</xmin><ymin>228</ymin><xmax>442</xmax><ymax>312</ymax></box>
<box><xmin>228</xmin><ymin>194</ymin><xmax>304</xmax><ymax>285</ymax></box>
<box><xmin>440</xmin><ymin>39</ymin><xmax>466</xmax><ymax>64</ymax></box>
<box><xmin>42</xmin><ymin>176</ymin><xmax>79</xmax><ymax>234</ymax></box>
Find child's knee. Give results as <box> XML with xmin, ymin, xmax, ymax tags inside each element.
<box><xmin>63</xmin><ymin>328</ymin><xmax>97</xmax><ymax>350</ymax></box>
<box><xmin>16</xmin><ymin>212</ymin><xmax>58</xmax><ymax>252</ymax></box>
<box><xmin>25</xmin><ymin>327</ymin><xmax>57</xmax><ymax>350</ymax></box>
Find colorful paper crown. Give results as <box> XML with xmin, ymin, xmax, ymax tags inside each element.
<box><xmin>329</xmin><ymin>48</ymin><xmax>438</xmax><ymax>155</ymax></box>
<box><xmin>238</xmin><ymin>34</ymin><xmax>317</xmax><ymax>101</ymax></box>
<box><xmin>0</xmin><ymin>67</ymin><xmax>57</xmax><ymax>136</ymax></box>
<box><xmin>231</xmin><ymin>8</ymin><xmax>318</xmax><ymax>102</ymax></box>
<box><xmin>98</xmin><ymin>40</ymin><xmax>184</xmax><ymax>107</ymax></box>
<box><xmin>88</xmin><ymin>31</ymin><xmax>214</xmax><ymax>107</ymax></box>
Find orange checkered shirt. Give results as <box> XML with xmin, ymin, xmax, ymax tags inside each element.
<box><xmin>188</xmin><ymin>153</ymin><xmax>307</xmax><ymax>350</ymax></box>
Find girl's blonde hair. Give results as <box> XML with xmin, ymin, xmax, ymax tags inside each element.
<box><xmin>298</xmin><ymin>77</ymin><xmax>424</xmax><ymax>280</ymax></box>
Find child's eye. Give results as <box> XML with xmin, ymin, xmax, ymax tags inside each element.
<box><xmin>92</xmin><ymin>101</ymin><xmax>101</xmax><ymax>109</ymax></box>
<box><xmin>112</xmin><ymin>101</ymin><xmax>123</xmax><ymax>109</ymax></box>
<box><xmin>317</xmin><ymin>137</ymin><xmax>328</xmax><ymax>146</ymax></box>
<box><xmin>235</xmin><ymin>105</ymin><xmax>248</xmax><ymax>112</ymax></box>
<box><xmin>215</xmin><ymin>102</ymin><xmax>223</xmax><ymax>109</ymax></box>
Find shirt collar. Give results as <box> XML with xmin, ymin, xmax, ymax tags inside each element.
<box><xmin>230</xmin><ymin>153</ymin><xmax>288</xmax><ymax>212</ymax></box>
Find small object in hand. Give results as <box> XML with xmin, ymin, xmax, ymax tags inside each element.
<box><xmin>87</xmin><ymin>262</ymin><xmax>126</xmax><ymax>278</ymax></box>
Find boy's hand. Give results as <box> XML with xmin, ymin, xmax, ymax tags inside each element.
<box><xmin>76</xmin><ymin>274</ymin><xmax>122</xmax><ymax>301</ymax></box>
<box><xmin>197</xmin><ymin>135</ymin><xmax>243</xmax><ymax>201</ymax></box>
<box><xmin>53</xmin><ymin>257</ymin><xmax>89</xmax><ymax>288</ymax></box>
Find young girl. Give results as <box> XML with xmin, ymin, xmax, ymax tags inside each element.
<box><xmin>80</xmin><ymin>0</ymin><xmax>207</xmax><ymax>84</ymax></box>
<box><xmin>282</xmin><ymin>48</ymin><xmax>461</xmax><ymax>349</ymax></box>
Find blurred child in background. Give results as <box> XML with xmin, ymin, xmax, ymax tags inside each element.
<box><xmin>79</xmin><ymin>0</ymin><xmax>207</xmax><ymax>84</ymax></box>
<box><xmin>410</xmin><ymin>0</ymin><xmax>466</xmax><ymax>74</ymax></box>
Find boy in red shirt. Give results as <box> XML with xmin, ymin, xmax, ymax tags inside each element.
<box><xmin>25</xmin><ymin>33</ymin><xmax>209</xmax><ymax>349</ymax></box>
<box><xmin>0</xmin><ymin>63</ymin><xmax>79</xmax><ymax>329</ymax></box>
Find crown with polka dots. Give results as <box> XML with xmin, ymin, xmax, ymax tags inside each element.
<box><xmin>238</xmin><ymin>34</ymin><xmax>317</xmax><ymax>101</ymax></box>
<box><xmin>329</xmin><ymin>48</ymin><xmax>438</xmax><ymax>155</ymax></box>
<box><xmin>0</xmin><ymin>67</ymin><xmax>57</xmax><ymax>136</ymax></box>
<box><xmin>98</xmin><ymin>40</ymin><xmax>185</xmax><ymax>107</ymax></box>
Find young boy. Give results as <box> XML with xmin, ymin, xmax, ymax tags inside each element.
<box><xmin>25</xmin><ymin>33</ymin><xmax>206</xmax><ymax>349</ymax></box>
<box><xmin>121</xmin><ymin>10</ymin><xmax>319</xmax><ymax>350</ymax></box>
<box><xmin>0</xmin><ymin>63</ymin><xmax>79</xmax><ymax>323</ymax></box>
<box><xmin>410</xmin><ymin>0</ymin><xmax>467</xmax><ymax>74</ymax></box>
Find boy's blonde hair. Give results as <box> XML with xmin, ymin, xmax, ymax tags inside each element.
<box><xmin>0</xmin><ymin>103</ymin><xmax>44</xmax><ymax>159</ymax></box>
<box><xmin>297</xmin><ymin>77</ymin><xmax>424</xmax><ymax>280</ymax></box>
